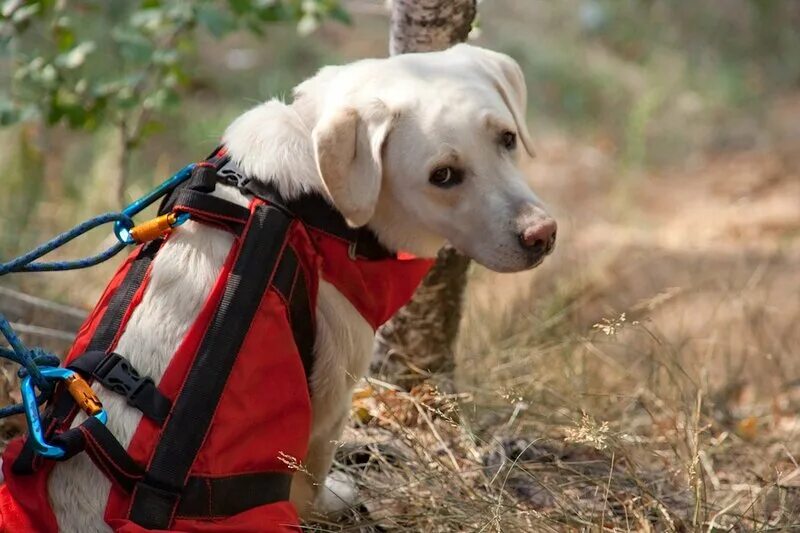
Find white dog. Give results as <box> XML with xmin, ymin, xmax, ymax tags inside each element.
<box><xmin>9</xmin><ymin>44</ymin><xmax>555</xmax><ymax>531</ymax></box>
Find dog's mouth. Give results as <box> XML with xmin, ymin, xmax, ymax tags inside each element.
<box><xmin>448</xmin><ymin>242</ymin><xmax>555</xmax><ymax>274</ymax></box>
<box><xmin>522</xmin><ymin>240</ymin><xmax>556</xmax><ymax>270</ymax></box>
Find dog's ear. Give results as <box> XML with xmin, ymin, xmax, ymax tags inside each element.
<box><xmin>312</xmin><ymin>102</ymin><xmax>394</xmax><ymax>227</ymax></box>
<box><xmin>466</xmin><ymin>46</ymin><xmax>535</xmax><ymax>158</ymax></box>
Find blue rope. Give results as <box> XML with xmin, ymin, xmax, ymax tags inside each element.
<box><xmin>0</xmin><ymin>211</ymin><xmax>136</xmax><ymax>419</ymax></box>
<box><xmin>0</xmin><ymin>315</ymin><xmax>61</xmax><ymax>418</ymax></box>
<box><xmin>0</xmin><ymin>212</ymin><xmax>133</xmax><ymax>275</ymax></box>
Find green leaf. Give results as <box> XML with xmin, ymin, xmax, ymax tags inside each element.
<box><xmin>130</xmin><ymin>8</ymin><xmax>166</xmax><ymax>34</ymax></box>
<box><xmin>11</xmin><ymin>3</ymin><xmax>39</xmax><ymax>25</ymax></box>
<box><xmin>328</xmin><ymin>4</ymin><xmax>351</xmax><ymax>25</ymax></box>
<box><xmin>152</xmin><ymin>48</ymin><xmax>178</xmax><ymax>66</ymax></box>
<box><xmin>227</xmin><ymin>0</ymin><xmax>253</xmax><ymax>16</ymax></box>
<box><xmin>196</xmin><ymin>5</ymin><xmax>236</xmax><ymax>38</ymax></box>
<box><xmin>0</xmin><ymin>96</ymin><xmax>19</xmax><ymax>126</ymax></box>
<box><xmin>112</xmin><ymin>27</ymin><xmax>154</xmax><ymax>63</ymax></box>
<box><xmin>139</xmin><ymin>118</ymin><xmax>165</xmax><ymax>137</ymax></box>
<box><xmin>111</xmin><ymin>80</ymin><xmax>138</xmax><ymax>110</ymax></box>
<box><xmin>54</xmin><ymin>20</ymin><xmax>75</xmax><ymax>51</ymax></box>
<box><xmin>55</xmin><ymin>41</ymin><xmax>95</xmax><ymax>69</ymax></box>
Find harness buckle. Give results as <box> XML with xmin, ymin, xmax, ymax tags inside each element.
<box><xmin>218</xmin><ymin>160</ymin><xmax>250</xmax><ymax>189</ymax></box>
<box><xmin>20</xmin><ymin>367</ymin><xmax>108</xmax><ymax>459</ymax></box>
<box><xmin>94</xmin><ymin>353</ymin><xmax>154</xmax><ymax>407</ymax></box>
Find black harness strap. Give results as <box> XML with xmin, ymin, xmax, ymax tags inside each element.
<box><xmin>52</xmin><ymin>416</ymin><xmax>145</xmax><ymax>492</ymax></box>
<box><xmin>88</xmin><ymin>240</ymin><xmax>164</xmax><ymax>354</ymax></box>
<box><xmin>175</xmin><ymin>472</ymin><xmax>293</xmax><ymax>519</ymax></box>
<box><xmin>12</xmin><ymin>148</ymin><xmax>364</xmax><ymax>525</ymax></box>
<box><xmin>129</xmin><ymin>203</ymin><xmax>293</xmax><ymax>529</ymax></box>
<box><xmin>24</xmin><ymin>165</ymin><xmax>252</xmax><ymax>468</ymax></box>
<box><xmin>169</xmin><ymin>189</ymin><xmax>250</xmax><ymax>233</ymax></box>
<box><xmin>68</xmin><ymin>351</ymin><xmax>171</xmax><ymax>425</ymax></box>
<box><xmin>216</xmin><ymin>157</ymin><xmax>396</xmax><ymax>261</ymax></box>
<box><xmin>47</xmin><ymin>419</ymin><xmax>290</xmax><ymax>520</ymax></box>
<box><xmin>272</xmin><ymin>248</ymin><xmax>315</xmax><ymax>384</ymax></box>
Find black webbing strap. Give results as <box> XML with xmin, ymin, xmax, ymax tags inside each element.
<box><xmin>47</xmin><ymin>418</ymin><xmax>290</xmax><ymax>520</ymax></box>
<box><xmin>129</xmin><ymin>203</ymin><xmax>293</xmax><ymax>529</ymax></box>
<box><xmin>170</xmin><ymin>189</ymin><xmax>250</xmax><ymax>233</ymax></box>
<box><xmin>215</xmin><ymin>156</ymin><xmax>396</xmax><ymax>261</ymax></box>
<box><xmin>158</xmin><ymin>164</ymin><xmax>250</xmax><ymax>235</ymax></box>
<box><xmin>52</xmin><ymin>417</ymin><xmax>145</xmax><ymax>492</ymax></box>
<box><xmin>175</xmin><ymin>472</ymin><xmax>293</xmax><ymax>519</ymax></box>
<box><xmin>248</xmin><ymin>181</ymin><xmax>394</xmax><ymax>260</ymax></box>
<box><xmin>271</xmin><ymin>247</ymin><xmax>315</xmax><ymax>384</ymax></box>
<box><xmin>68</xmin><ymin>351</ymin><xmax>171</xmax><ymax>425</ymax></box>
<box><xmin>87</xmin><ymin>240</ymin><xmax>163</xmax><ymax>354</ymax></box>
<box><xmin>12</xmin><ymin>241</ymin><xmax>161</xmax><ymax>476</ymax></box>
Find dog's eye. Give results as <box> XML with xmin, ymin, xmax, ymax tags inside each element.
<box><xmin>501</xmin><ymin>131</ymin><xmax>517</xmax><ymax>150</ymax></box>
<box><xmin>429</xmin><ymin>166</ymin><xmax>463</xmax><ymax>188</ymax></box>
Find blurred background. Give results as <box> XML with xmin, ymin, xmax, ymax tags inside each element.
<box><xmin>1</xmin><ymin>1</ymin><xmax>799</xmax><ymax>530</ymax></box>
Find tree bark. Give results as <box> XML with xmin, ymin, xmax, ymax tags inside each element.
<box><xmin>371</xmin><ymin>0</ymin><xmax>476</xmax><ymax>389</ymax></box>
<box><xmin>389</xmin><ymin>0</ymin><xmax>476</xmax><ymax>55</ymax></box>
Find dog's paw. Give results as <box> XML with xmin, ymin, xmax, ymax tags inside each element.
<box><xmin>316</xmin><ymin>470</ymin><xmax>358</xmax><ymax>515</ymax></box>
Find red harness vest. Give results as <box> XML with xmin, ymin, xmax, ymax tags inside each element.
<box><xmin>0</xmin><ymin>151</ymin><xmax>433</xmax><ymax>532</ymax></box>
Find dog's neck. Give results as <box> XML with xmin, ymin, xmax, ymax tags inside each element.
<box><xmin>222</xmin><ymin>99</ymin><xmax>324</xmax><ymax>201</ymax></box>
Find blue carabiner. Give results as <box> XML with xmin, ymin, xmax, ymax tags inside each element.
<box><xmin>114</xmin><ymin>163</ymin><xmax>196</xmax><ymax>244</ymax></box>
<box><xmin>21</xmin><ymin>367</ymin><xmax>108</xmax><ymax>459</ymax></box>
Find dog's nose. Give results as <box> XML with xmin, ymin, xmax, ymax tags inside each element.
<box><xmin>518</xmin><ymin>218</ymin><xmax>557</xmax><ymax>255</ymax></box>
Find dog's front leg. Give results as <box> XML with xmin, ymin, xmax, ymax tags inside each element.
<box><xmin>292</xmin><ymin>280</ymin><xmax>374</xmax><ymax>520</ymax></box>
<box><xmin>290</xmin><ymin>411</ymin><xmax>355</xmax><ymax>519</ymax></box>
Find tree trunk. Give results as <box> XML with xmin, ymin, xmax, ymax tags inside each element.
<box><xmin>371</xmin><ymin>0</ymin><xmax>476</xmax><ymax>389</ymax></box>
<box><xmin>389</xmin><ymin>0</ymin><xmax>476</xmax><ymax>55</ymax></box>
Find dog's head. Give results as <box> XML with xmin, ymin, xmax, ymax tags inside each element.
<box><xmin>296</xmin><ymin>44</ymin><xmax>556</xmax><ymax>273</ymax></box>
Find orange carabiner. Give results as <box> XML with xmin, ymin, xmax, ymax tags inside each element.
<box><xmin>64</xmin><ymin>373</ymin><xmax>103</xmax><ymax>417</ymax></box>
<box><xmin>128</xmin><ymin>212</ymin><xmax>178</xmax><ymax>243</ymax></box>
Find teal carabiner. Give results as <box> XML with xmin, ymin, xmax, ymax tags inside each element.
<box><xmin>21</xmin><ymin>367</ymin><xmax>108</xmax><ymax>459</ymax></box>
<box><xmin>114</xmin><ymin>163</ymin><xmax>195</xmax><ymax>244</ymax></box>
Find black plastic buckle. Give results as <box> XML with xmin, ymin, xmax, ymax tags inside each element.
<box><xmin>217</xmin><ymin>159</ymin><xmax>250</xmax><ymax>189</ymax></box>
<box><xmin>94</xmin><ymin>353</ymin><xmax>153</xmax><ymax>407</ymax></box>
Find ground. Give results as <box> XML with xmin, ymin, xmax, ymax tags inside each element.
<box><xmin>1</xmin><ymin>106</ymin><xmax>799</xmax><ymax>532</ymax></box>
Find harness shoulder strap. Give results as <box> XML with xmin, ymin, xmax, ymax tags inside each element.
<box><xmin>129</xmin><ymin>201</ymin><xmax>293</xmax><ymax>528</ymax></box>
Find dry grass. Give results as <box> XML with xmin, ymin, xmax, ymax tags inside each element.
<box><xmin>308</xmin><ymin>126</ymin><xmax>800</xmax><ymax>531</ymax></box>
<box><xmin>1</xmin><ymin>109</ymin><xmax>799</xmax><ymax>532</ymax></box>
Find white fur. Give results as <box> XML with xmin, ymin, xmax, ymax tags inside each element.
<box><xmin>222</xmin><ymin>100</ymin><xmax>321</xmax><ymax>200</ymax></box>
<box><xmin>42</xmin><ymin>44</ymin><xmax>554</xmax><ymax>531</ymax></box>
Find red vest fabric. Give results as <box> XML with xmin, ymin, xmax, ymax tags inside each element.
<box><xmin>0</xmin><ymin>179</ymin><xmax>433</xmax><ymax>531</ymax></box>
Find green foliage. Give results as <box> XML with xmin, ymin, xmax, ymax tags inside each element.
<box><xmin>0</xmin><ymin>0</ymin><xmax>349</xmax><ymax>145</ymax></box>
